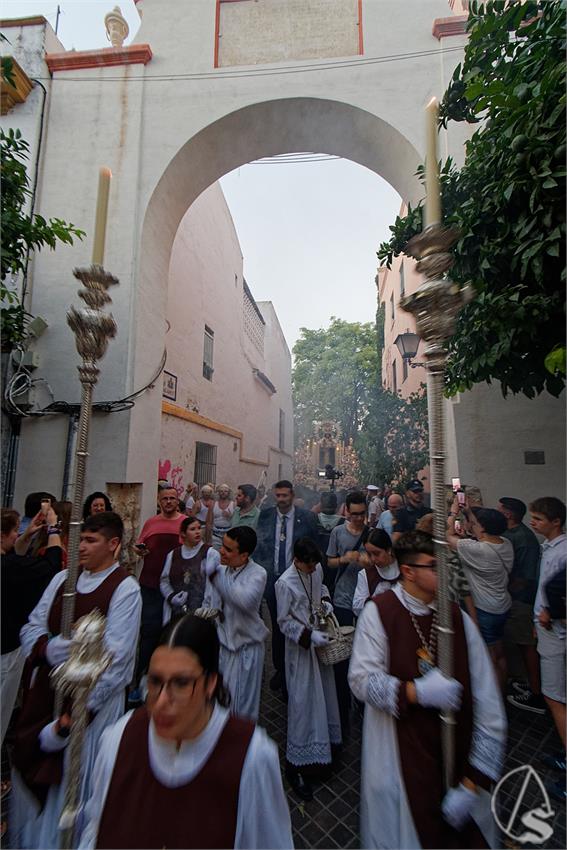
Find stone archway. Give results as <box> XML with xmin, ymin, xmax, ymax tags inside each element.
<box><xmin>126</xmin><ymin>96</ymin><xmax>422</xmax><ymax>516</ymax></box>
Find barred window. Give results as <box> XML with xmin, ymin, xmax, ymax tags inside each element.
<box><xmin>203</xmin><ymin>325</ymin><xmax>214</xmax><ymax>381</ymax></box>
<box><xmin>194</xmin><ymin>442</ymin><xmax>217</xmax><ymax>487</ymax></box>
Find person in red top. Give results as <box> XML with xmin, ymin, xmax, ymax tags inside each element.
<box><xmin>132</xmin><ymin>487</ymin><xmax>184</xmax><ymax>701</ymax></box>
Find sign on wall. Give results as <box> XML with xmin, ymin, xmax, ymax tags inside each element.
<box><xmin>163</xmin><ymin>370</ymin><xmax>177</xmax><ymax>401</ymax></box>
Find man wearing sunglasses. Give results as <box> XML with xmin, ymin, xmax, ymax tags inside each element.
<box><xmin>349</xmin><ymin>530</ymin><xmax>506</xmax><ymax>849</ymax></box>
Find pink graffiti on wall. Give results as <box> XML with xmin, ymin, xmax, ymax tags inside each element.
<box><xmin>158</xmin><ymin>459</ymin><xmax>185</xmax><ymax>498</ymax></box>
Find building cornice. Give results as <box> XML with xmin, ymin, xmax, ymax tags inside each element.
<box><xmin>161</xmin><ymin>401</ymin><xmax>292</xmax><ymax>466</ymax></box>
<box><xmin>45</xmin><ymin>43</ymin><xmax>152</xmax><ymax>73</ymax></box>
<box><xmin>432</xmin><ymin>14</ymin><xmax>467</xmax><ymax>39</ymax></box>
<box><xmin>1</xmin><ymin>57</ymin><xmax>33</xmax><ymax>115</ymax></box>
<box><xmin>0</xmin><ymin>16</ymin><xmax>47</xmax><ymax>28</ymax></box>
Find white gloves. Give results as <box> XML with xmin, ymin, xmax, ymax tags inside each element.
<box><xmin>414</xmin><ymin>667</ymin><xmax>463</xmax><ymax>711</ymax></box>
<box><xmin>442</xmin><ymin>783</ymin><xmax>478</xmax><ymax>830</ymax></box>
<box><xmin>321</xmin><ymin>600</ymin><xmax>333</xmax><ymax>617</ymax></box>
<box><xmin>170</xmin><ymin>591</ymin><xmax>188</xmax><ymax>608</ymax></box>
<box><xmin>46</xmin><ymin>635</ymin><xmax>72</xmax><ymax>667</ymax></box>
<box><xmin>311</xmin><ymin>630</ymin><xmax>332</xmax><ymax>647</ymax></box>
<box><xmin>39</xmin><ymin>720</ymin><xmax>70</xmax><ymax>752</ymax></box>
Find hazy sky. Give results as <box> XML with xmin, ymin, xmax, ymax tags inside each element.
<box><xmin>3</xmin><ymin>0</ymin><xmax>403</xmax><ymax>351</ymax></box>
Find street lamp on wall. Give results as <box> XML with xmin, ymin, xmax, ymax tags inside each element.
<box><xmin>394</xmin><ymin>331</ymin><xmax>425</xmax><ymax>367</ymax></box>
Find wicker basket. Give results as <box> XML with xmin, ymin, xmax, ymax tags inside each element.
<box><xmin>315</xmin><ymin>614</ymin><xmax>355</xmax><ymax>666</ymax></box>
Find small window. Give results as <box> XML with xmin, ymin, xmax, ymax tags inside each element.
<box><xmin>203</xmin><ymin>325</ymin><xmax>214</xmax><ymax>381</ymax></box>
<box><xmin>279</xmin><ymin>409</ymin><xmax>285</xmax><ymax>451</ymax></box>
<box><xmin>194</xmin><ymin>442</ymin><xmax>217</xmax><ymax>487</ymax></box>
<box><xmin>400</xmin><ymin>261</ymin><xmax>405</xmax><ymax>297</ymax></box>
<box><xmin>402</xmin><ymin>356</ymin><xmax>408</xmax><ymax>383</ymax></box>
<box><xmin>390</xmin><ymin>293</ymin><xmax>395</xmax><ymax>323</ymax></box>
<box><xmin>392</xmin><ymin>359</ymin><xmax>397</xmax><ymax>394</ymax></box>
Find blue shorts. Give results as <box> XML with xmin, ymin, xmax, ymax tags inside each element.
<box><xmin>475</xmin><ymin>607</ymin><xmax>509</xmax><ymax>645</ymax></box>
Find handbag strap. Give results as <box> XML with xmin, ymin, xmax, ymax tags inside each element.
<box><xmin>337</xmin><ymin>525</ymin><xmax>369</xmax><ymax>582</ymax></box>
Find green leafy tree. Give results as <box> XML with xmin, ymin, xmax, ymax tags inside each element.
<box><xmin>292</xmin><ymin>318</ymin><xmax>379</xmax><ymax>446</ymax></box>
<box><xmin>1</xmin><ymin>128</ymin><xmax>84</xmax><ymax>347</ymax></box>
<box><xmin>293</xmin><ymin>314</ymin><xmax>429</xmax><ymax>487</ymax></box>
<box><xmin>377</xmin><ymin>0</ymin><xmax>565</xmax><ymax>398</ymax></box>
<box><xmin>357</xmin><ymin>303</ymin><xmax>429</xmax><ymax>486</ymax></box>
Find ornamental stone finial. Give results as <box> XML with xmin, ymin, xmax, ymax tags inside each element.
<box><xmin>104</xmin><ymin>6</ymin><xmax>129</xmax><ymax>48</ymax></box>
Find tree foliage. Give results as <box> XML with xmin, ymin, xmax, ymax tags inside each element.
<box><xmin>292</xmin><ymin>316</ymin><xmax>429</xmax><ymax>487</ymax></box>
<box><xmin>377</xmin><ymin>0</ymin><xmax>565</xmax><ymax>398</ymax></box>
<box><xmin>292</xmin><ymin>318</ymin><xmax>378</xmax><ymax>445</ymax></box>
<box><xmin>1</xmin><ymin>128</ymin><xmax>84</xmax><ymax>346</ymax></box>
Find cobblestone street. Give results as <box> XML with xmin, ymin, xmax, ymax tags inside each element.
<box><xmin>259</xmin><ymin>615</ymin><xmax>566</xmax><ymax>850</ymax></box>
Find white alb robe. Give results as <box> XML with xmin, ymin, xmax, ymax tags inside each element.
<box><xmin>11</xmin><ymin>563</ymin><xmax>141</xmax><ymax>850</ymax></box>
<box><xmin>351</xmin><ymin>560</ymin><xmax>400</xmax><ymax>617</ymax></box>
<box><xmin>78</xmin><ymin>704</ymin><xmax>294</xmax><ymax>849</ymax></box>
<box><xmin>275</xmin><ymin>563</ymin><xmax>341</xmax><ymax>766</ymax></box>
<box><xmin>348</xmin><ymin>583</ymin><xmax>507</xmax><ymax>850</ymax></box>
<box><xmin>203</xmin><ymin>559</ymin><xmax>269</xmax><ymax>721</ymax></box>
<box><xmin>160</xmin><ymin>543</ymin><xmax>220</xmax><ymax>624</ymax></box>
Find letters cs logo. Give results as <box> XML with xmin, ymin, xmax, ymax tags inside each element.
<box><xmin>491</xmin><ymin>765</ymin><xmax>555</xmax><ymax>845</ymax></box>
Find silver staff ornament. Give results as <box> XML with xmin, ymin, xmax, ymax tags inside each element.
<box><xmin>50</xmin><ymin>610</ymin><xmax>113</xmax><ymax>849</ymax></box>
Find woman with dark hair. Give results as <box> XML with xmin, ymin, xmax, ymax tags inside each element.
<box><xmin>351</xmin><ymin>528</ymin><xmax>400</xmax><ymax>618</ymax></box>
<box><xmin>447</xmin><ymin>498</ymin><xmax>514</xmax><ymax>689</ymax></box>
<box><xmin>82</xmin><ymin>492</ymin><xmax>112</xmax><ymax>522</ymax></box>
<box><xmin>78</xmin><ymin>615</ymin><xmax>292</xmax><ymax>849</ymax></box>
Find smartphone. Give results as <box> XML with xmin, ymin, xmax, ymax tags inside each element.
<box><xmin>454</xmin><ymin>520</ymin><xmax>463</xmax><ymax>534</ymax></box>
<box><xmin>40</xmin><ymin>498</ymin><xmax>51</xmax><ymax>516</ymax></box>
<box><xmin>457</xmin><ymin>487</ymin><xmax>466</xmax><ymax>506</ymax></box>
<box><xmin>451</xmin><ymin>478</ymin><xmax>461</xmax><ymax>493</ymax></box>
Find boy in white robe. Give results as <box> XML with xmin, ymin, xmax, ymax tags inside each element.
<box><xmin>349</xmin><ymin>530</ymin><xmax>507</xmax><ymax>849</ymax></box>
<box><xmin>203</xmin><ymin>525</ymin><xmax>268</xmax><ymax>721</ymax></box>
<box><xmin>276</xmin><ymin>538</ymin><xmax>341</xmax><ymax>802</ymax></box>
<box><xmin>10</xmin><ymin>512</ymin><xmax>141</xmax><ymax>849</ymax></box>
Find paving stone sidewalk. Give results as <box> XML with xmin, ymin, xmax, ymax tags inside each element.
<box><xmin>259</xmin><ymin>627</ymin><xmax>566</xmax><ymax>850</ymax></box>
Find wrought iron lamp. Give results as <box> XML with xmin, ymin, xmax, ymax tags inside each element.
<box><xmin>394</xmin><ymin>330</ymin><xmax>425</xmax><ymax>368</ymax></box>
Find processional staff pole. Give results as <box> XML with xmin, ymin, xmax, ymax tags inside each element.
<box><xmin>400</xmin><ymin>98</ymin><xmax>472</xmax><ymax>790</ymax></box>
<box><xmin>57</xmin><ymin>167</ymin><xmax>117</xmax><ymax>647</ymax></box>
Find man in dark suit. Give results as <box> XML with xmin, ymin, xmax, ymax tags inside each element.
<box><xmin>255</xmin><ymin>480</ymin><xmax>320</xmax><ymax>697</ymax></box>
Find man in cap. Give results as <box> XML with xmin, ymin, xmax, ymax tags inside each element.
<box><xmin>366</xmin><ymin>485</ymin><xmax>383</xmax><ymax>527</ymax></box>
<box><xmin>391</xmin><ymin>480</ymin><xmax>432</xmax><ymax>543</ymax></box>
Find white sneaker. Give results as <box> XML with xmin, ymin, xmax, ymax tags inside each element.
<box><xmin>511</xmin><ymin>681</ymin><xmax>530</xmax><ymax>695</ymax></box>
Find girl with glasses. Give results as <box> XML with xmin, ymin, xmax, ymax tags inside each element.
<box><xmin>79</xmin><ymin>615</ymin><xmax>292</xmax><ymax>849</ymax></box>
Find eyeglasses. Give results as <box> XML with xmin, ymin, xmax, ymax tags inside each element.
<box><xmin>146</xmin><ymin>672</ymin><xmax>204</xmax><ymax>701</ymax></box>
<box><xmin>401</xmin><ymin>561</ymin><xmax>437</xmax><ymax>570</ymax></box>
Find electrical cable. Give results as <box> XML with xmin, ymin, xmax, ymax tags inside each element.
<box><xmin>35</xmin><ymin>43</ymin><xmax>466</xmax><ymax>84</ymax></box>
<box><xmin>6</xmin><ymin>347</ymin><xmax>168</xmax><ymax>418</ymax></box>
<box><xmin>21</xmin><ymin>79</ymin><xmax>48</xmax><ymax>303</ymax></box>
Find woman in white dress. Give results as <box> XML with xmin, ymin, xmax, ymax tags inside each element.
<box><xmin>352</xmin><ymin>528</ymin><xmax>400</xmax><ymax>617</ymax></box>
<box><xmin>78</xmin><ymin>615</ymin><xmax>293</xmax><ymax>849</ymax></box>
<box><xmin>276</xmin><ymin>538</ymin><xmax>341</xmax><ymax>802</ymax></box>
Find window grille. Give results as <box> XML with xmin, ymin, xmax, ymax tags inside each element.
<box><xmin>194</xmin><ymin>442</ymin><xmax>217</xmax><ymax>487</ymax></box>
<box><xmin>203</xmin><ymin>325</ymin><xmax>214</xmax><ymax>381</ymax></box>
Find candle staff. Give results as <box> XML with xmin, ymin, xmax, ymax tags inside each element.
<box><xmin>401</xmin><ymin>98</ymin><xmax>472</xmax><ymax>788</ymax></box>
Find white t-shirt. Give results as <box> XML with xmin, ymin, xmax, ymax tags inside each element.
<box><xmin>457</xmin><ymin>538</ymin><xmax>514</xmax><ymax>614</ymax></box>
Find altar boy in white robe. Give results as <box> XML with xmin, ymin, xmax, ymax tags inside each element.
<box><xmin>276</xmin><ymin>538</ymin><xmax>341</xmax><ymax>802</ymax></box>
<box><xmin>202</xmin><ymin>525</ymin><xmax>268</xmax><ymax>721</ymax></box>
<box><xmin>349</xmin><ymin>530</ymin><xmax>507</xmax><ymax>850</ymax></box>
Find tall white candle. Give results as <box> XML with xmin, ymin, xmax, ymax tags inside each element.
<box><xmin>92</xmin><ymin>167</ymin><xmax>112</xmax><ymax>265</ymax></box>
<box><xmin>425</xmin><ymin>97</ymin><xmax>441</xmax><ymax>227</ymax></box>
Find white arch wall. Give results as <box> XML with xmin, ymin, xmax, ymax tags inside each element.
<box><xmin>10</xmin><ymin>0</ymin><xmax>467</xmax><ymax>515</ymax></box>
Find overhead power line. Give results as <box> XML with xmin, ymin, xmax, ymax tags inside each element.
<box><xmin>37</xmin><ymin>43</ymin><xmax>465</xmax><ymax>83</ymax></box>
